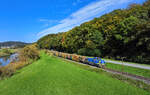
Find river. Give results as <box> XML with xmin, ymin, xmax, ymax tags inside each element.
<box><xmin>0</xmin><ymin>53</ymin><xmax>18</xmax><ymax>67</ymax></box>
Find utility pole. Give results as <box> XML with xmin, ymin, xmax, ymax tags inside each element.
<box><xmin>121</xmin><ymin>57</ymin><xmax>125</xmax><ymax>74</ymax></box>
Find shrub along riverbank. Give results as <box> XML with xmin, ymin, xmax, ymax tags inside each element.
<box><xmin>0</xmin><ymin>44</ymin><xmax>40</xmax><ymax>79</ymax></box>
<box><xmin>0</xmin><ymin>52</ymin><xmax>149</xmax><ymax>95</ymax></box>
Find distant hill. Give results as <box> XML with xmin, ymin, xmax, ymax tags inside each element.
<box><xmin>0</xmin><ymin>41</ymin><xmax>30</xmax><ymax>48</ymax></box>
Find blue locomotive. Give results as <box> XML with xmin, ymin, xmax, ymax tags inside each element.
<box><xmin>84</xmin><ymin>57</ymin><xmax>106</xmax><ymax>68</ymax></box>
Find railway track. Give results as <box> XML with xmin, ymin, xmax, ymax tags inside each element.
<box><xmin>105</xmin><ymin>60</ymin><xmax>150</xmax><ymax>70</ymax></box>
<box><xmin>105</xmin><ymin>68</ymin><xmax>150</xmax><ymax>85</ymax></box>
<box><xmin>58</xmin><ymin>57</ymin><xmax>150</xmax><ymax>85</ymax></box>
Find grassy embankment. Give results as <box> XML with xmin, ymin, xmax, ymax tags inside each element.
<box><xmin>103</xmin><ymin>58</ymin><xmax>150</xmax><ymax>67</ymax></box>
<box><xmin>53</xmin><ymin>52</ymin><xmax>150</xmax><ymax>79</ymax></box>
<box><xmin>92</xmin><ymin>58</ymin><xmax>150</xmax><ymax>78</ymax></box>
<box><xmin>84</xmin><ymin>56</ymin><xmax>150</xmax><ymax>78</ymax></box>
<box><xmin>106</xmin><ymin>63</ymin><xmax>150</xmax><ymax>79</ymax></box>
<box><xmin>0</xmin><ymin>52</ymin><xmax>149</xmax><ymax>95</ymax></box>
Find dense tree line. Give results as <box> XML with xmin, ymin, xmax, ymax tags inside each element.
<box><xmin>37</xmin><ymin>0</ymin><xmax>150</xmax><ymax>64</ymax></box>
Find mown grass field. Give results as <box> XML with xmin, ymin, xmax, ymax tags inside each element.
<box><xmin>0</xmin><ymin>52</ymin><xmax>149</xmax><ymax>95</ymax></box>
<box><xmin>106</xmin><ymin>63</ymin><xmax>150</xmax><ymax>79</ymax></box>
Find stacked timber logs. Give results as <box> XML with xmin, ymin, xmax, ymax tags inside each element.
<box><xmin>49</xmin><ymin>50</ymin><xmax>106</xmax><ymax>68</ymax></box>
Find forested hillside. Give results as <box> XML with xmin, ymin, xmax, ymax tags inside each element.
<box><xmin>37</xmin><ymin>0</ymin><xmax>150</xmax><ymax>64</ymax></box>
<box><xmin>0</xmin><ymin>41</ymin><xmax>30</xmax><ymax>48</ymax></box>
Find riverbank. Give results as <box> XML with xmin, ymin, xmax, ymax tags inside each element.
<box><xmin>0</xmin><ymin>49</ymin><xmax>18</xmax><ymax>57</ymax></box>
<box><xmin>0</xmin><ymin>52</ymin><xmax>149</xmax><ymax>95</ymax></box>
<box><xmin>0</xmin><ymin>45</ymin><xmax>40</xmax><ymax>80</ymax></box>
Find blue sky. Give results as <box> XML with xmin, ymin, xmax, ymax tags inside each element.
<box><xmin>0</xmin><ymin>0</ymin><xmax>146</xmax><ymax>43</ymax></box>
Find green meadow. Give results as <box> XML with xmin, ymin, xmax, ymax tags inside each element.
<box><xmin>0</xmin><ymin>52</ymin><xmax>149</xmax><ymax>95</ymax></box>
<box><xmin>106</xmin><ymin>63</ymin><xmax>150</xmax><ymax>79</ymax></box>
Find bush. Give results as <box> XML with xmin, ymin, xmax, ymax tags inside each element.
<box><xmin>77</xmin><ymin>48</ymin><xmax>87</xmax><ymax>56</ymax></box>
<box><xmin>19</xmin><ymin>45</ymin><xmax>40</xmax><ymax>62</ymax></box>
<box><xmin>0</xmin><ymin>44</ymin><xmax>40</xmax><ymax>79</ymax></box>
<box><xmin>0</xmin><ymin>64</ymin><xmax>16</xmax><ymax>78</ymax></box>
<box><xmin>78</xmin><ymin>48</ymin><xmax>101</xmax><ymax>57</ymax></box>
<box><xmin>93</xmin><ymin>49</ymin><xmax>101</xmax><ymax>57</ymax></box>
<box><xmin>0</xmin><ymin>60</ymin><xmax>31</xmax><ymax>79</ymax></box>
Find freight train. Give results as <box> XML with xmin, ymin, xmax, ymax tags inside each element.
<box><xmin>51</xmin><ymin>50</ymin><xmax>106</xmax><ymax>68</ymax></box>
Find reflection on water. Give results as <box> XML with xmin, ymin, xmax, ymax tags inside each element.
<box><xmin>0</xmin><ymin>53</ymin><xmax>18</xmax><ymax>67</ymax></box>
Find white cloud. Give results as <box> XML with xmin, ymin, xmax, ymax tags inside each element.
<box><xmin>37</xmin><ymin>0</ymin><xmax>133</xmax><ymax>37</ymax></box>
<box><xmin>38</xmin><ymin>18</ymin><xmax>59</xmax><ymax>28</ymax></box>
<box><xmin>39</xmin><ymin>18</ymin><xmax>58</xmax><ymax>23</ymax></box>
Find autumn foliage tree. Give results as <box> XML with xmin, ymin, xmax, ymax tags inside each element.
<box><xmin>37</xmin><ymin>0</ymin><xmax>150</xmax><ymax>64</ymax></box>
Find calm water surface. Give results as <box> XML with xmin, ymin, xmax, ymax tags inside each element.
<box><xmin>0</xmin><ymin>53</ymin><xmax>18</xmax><ymax>67</ymax></box>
